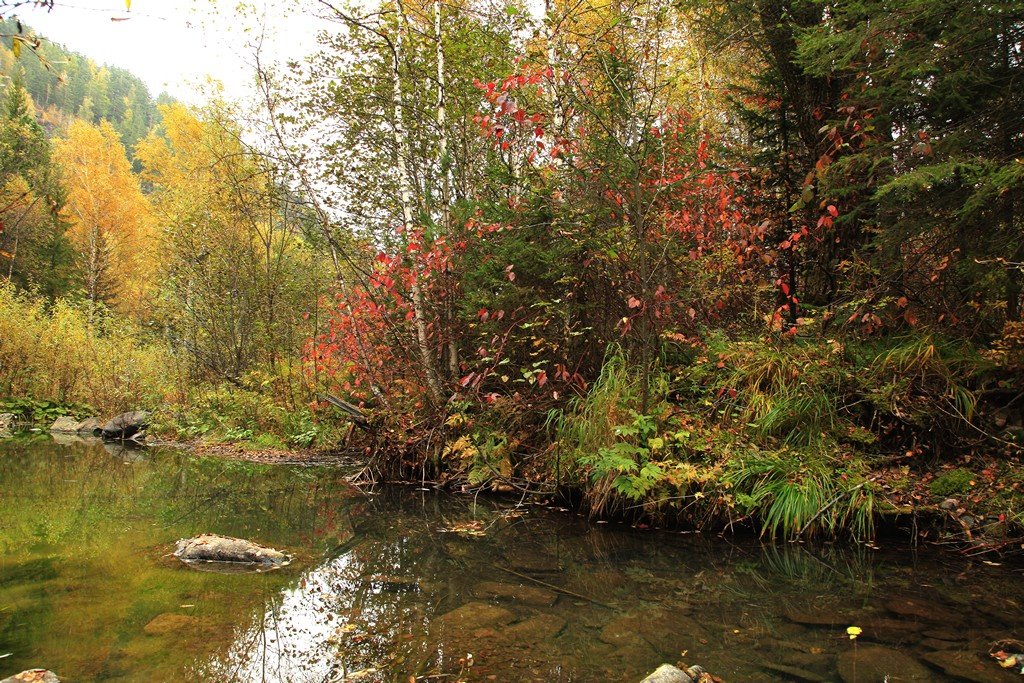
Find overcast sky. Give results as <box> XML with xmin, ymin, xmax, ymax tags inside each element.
<box><xmin>16</xmin><ymin>0</ymin><xmax>329</xmax><ymax>104</ymax></box>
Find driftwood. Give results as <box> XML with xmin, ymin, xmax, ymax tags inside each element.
<box><xmin>319</xmin><ymin>393</ymin><xmax>371</xmax><ymax>430</ymax></box>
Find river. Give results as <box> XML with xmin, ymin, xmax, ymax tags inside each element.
<box><xmin>0</xmin><ymin>436</ymin><xmax>1020</xmax><ymax>682</ymax></box>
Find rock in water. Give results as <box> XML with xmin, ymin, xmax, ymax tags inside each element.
<box><xmin>49</xmin><ymin>416</ymin><xmax>82</xmax><ymax>433</ymax></box>
<box><xmin>100</xmin><ymin>411</ymin><xmax>150</xmax><ymax>440</ymax></box>
<box><xmin>639</xmin><ymin>664</ymin><xmax>693</xmax><ymax>683</ymax></box>
<box><xmin>174</xmin><ymin>534</ymin><xmax>290</xmax><ymax>569</ymax></box>
<box><xmin>0</xmin><ymin>671</ymin><xmax>60</xmax><ymax>683</ymax></box>
<box><xmin>837</xmin><ymin>644</ymin><xmax>933</xmax><ymax>682</ymax></box>
<box><xmin>76</xmin><ymin>417</ymin><xmax>102</xmax><ymax>435</ymax></box>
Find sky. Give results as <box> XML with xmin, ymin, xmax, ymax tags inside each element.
<box><xmin>16</xmin><ymin>0</ymin><xmax>330</xmax><ymax>104</ymax></box>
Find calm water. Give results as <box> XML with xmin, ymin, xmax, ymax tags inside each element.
<box><xmin>0</xmin><ymin>436</ymin><xmax>1021</xmax><ymax>682</ymax></box>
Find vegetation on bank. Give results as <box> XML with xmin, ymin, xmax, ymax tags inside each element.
<box><xmin>1</xmin><ymin>1</ymin><xmax>1023</xmax><ymax>546</ymax></box>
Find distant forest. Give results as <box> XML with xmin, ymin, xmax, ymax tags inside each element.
<box><xmin>0</xmin><ymin>18</ymin><xmax>164</xmax><ymax>151</ymax></box>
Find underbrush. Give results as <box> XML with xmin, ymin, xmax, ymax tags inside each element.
<box><xmin>155</xmin><ymin>366</ymin><xmax>348</xmax><ymax>450</ymax></box>
<box><xmin>544</xmin><ymin>333</ymin><xmax>995</xmax><ymax>540</ymax></box>
<box><xmin>0</xmin><ymin>284</ymin><xmax>340</xmax><ymax>449</ymax></box>
<box><xmin>0</xmin><ymin>283</ymin><xmax>180</xmax><ymax>416</ymax></box>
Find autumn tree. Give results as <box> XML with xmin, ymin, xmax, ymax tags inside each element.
<box><xmin>138</xmin><ymin>102</ymin><xmax>330</xmax><ymax>384</ymax></box>
<box><xmin>0</xmin><ymin>76</ymin><xmax>72</xmax><ymax>297</ymax></box>
<box><xmin>54</xmin><ymin>118</ymin><xmax>155</xmax><ymax>314</ymax></box>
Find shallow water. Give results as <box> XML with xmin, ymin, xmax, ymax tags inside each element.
<box><xmin>0</xmin><ymin>436</ymin><xmax>1021</xmax><ymax>682</ymax></box>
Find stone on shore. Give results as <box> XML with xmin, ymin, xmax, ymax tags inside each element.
<box><xmin>174</xmin><ymin>534</ymin><xmax>290</xmax><ymax>568</ymax></box>
<box><xmin>49</xmin><ymin>416</ymin><xmax>81</xmax><ymax>433</ymax></box>
<box><xmin>75</xmin><ymin>417</ymin><xmax>102</xmax><ymax>435</ymax></box>
<box><xmin>100</xmin><ymin>411</ymin><xmax>150</xmax><ymax>440</ymax></box>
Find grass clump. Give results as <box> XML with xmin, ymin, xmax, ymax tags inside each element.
<box><xmin>724</xmin><ymin>448</ymin><xmax>875</xmax><ymax>541</ymax></box>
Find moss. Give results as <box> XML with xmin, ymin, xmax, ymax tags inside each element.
<box><xmin>929</xmin><ymin>468</ymin><xmax>976</xmax><ymax>497</ymax></box>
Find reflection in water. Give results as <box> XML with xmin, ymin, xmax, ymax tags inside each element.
<box><xmin>0</xmin><ymin>437</ymin><xmax>1022</xmax><ymax>682</ymax></box>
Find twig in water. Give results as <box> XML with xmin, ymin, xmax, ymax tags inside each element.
<box><xmin>492</xmin><ymin>564</ymin><xmax>617</xmax><ymax>610</ymax></box>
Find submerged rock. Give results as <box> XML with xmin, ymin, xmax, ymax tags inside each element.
<box><xmin>0</xmin><ymin>671</ymin><xmax>60</xmax><ymax>683</ymax></box>
<box><xmin>921</xmin><ymin>650</ymin><xmax>1020</xmax><ymax>683</ymax></box>
<box><xmin>762</xmin><ymin>662</ymin><xmax>827</xmax><ymax>682</ymax></box>
<box><xmin>836</xmin><ymin>644</ymin><xmax>933</xmax><ymax>682</ymax></box>
<box><xmin>101</xmin><ymin>411</ymin><xmax>150</xmax><ymax>440</ymax></box>
<box><xmin>640</xmin><ymin>664</ymin><xmax>693</xmax><ymax>683</ymax></box>
<box><xmin>433</xmin><ymin>601</ymin><xmax>515</xmax><ymax>634</ymax></box>
<box><xmin>472</xmin><ymin>581</ymin><xmax>558</xmax><ymax>606</ymax></box>
<box><xmin>174</xmin><ymin>534</ymin><xmax>290</xmax><ymax>569</ymax></box>
<box><xmin>143</xmin><ymin>612</ymin><xmax>201</xmax><ymax>636</ymax></box>
<box><xmin>504</xmin><ymin>613</ymin><xmax>567</xmax><ymax>644</ymax></box>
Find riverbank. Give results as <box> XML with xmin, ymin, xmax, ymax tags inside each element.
<box><xmin>3</xmin><ymin>415</ymin><xmax>1024</xmax><ymax>557</ymax></box>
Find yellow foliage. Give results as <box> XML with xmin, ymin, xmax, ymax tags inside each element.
<box><xmin>54</xmin><ymin>119</ymin><xmax>157</xmax><ymax>316</ymax></box>
<box><xmin>0</xmin><ymin>283</ymin><xmax>182</xmax><ymax>415</ymax></box>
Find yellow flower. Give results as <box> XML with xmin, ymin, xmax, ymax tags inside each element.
<box><xmin>847</xmin><ymin>626</ymin><xmax>862</xmax><ymax>640</ymax></box>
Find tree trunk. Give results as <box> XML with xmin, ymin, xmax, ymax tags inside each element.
<box><xmin>394</xmin><ymin>1</ymin><xmax>444</xmax><ymax>405</ymax></box>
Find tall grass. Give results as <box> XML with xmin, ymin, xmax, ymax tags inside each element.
<box><xmin>725</xmin><ymin>448</ymin><xmax>875</xmax><ymax>541</ymax></box>
<box><xmin>0</xmin><ymin>283</ymin><xmax>182</xmax><ymax>416</ymax></box>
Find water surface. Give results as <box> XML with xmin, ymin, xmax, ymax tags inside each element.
<box><xmin>0</xmin><ymin>436</ymin><xmax>1021</xmax><ymax>682</ymax></box>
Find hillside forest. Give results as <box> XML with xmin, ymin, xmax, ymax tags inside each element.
<box><xmin>1</xmin><ymin>0</ymin><xmax>1023</xmax><ymax>544</ymax></box>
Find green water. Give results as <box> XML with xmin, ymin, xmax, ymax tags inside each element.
<box><xmin>0</xmin><ymin>436</ymin><xmax>1021</xmax><ymax>682</ymax></box>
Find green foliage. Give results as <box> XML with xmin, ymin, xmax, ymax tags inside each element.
<box><xmin>724</xmin><ymin>449</ymin><xmax>875</xmax><ymax>541</ymax></box>
<box><xmin>928</xmin><ymin>468</ymin><xmax>976</xmax><ymax>497</ymax></box>
<box><xmin>0</xmin><ymin>397</ymin><xmax>93</xmax><ymax>423</ymax></box>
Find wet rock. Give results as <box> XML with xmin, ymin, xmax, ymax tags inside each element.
<box><xmin>643</xmin><ymin>613</ymin><xmax>707</xmax><ymax>657</ymax></box>
<box><xmin>762</xmin><ymin>663</ymin><xmax>827</xmax><ymax>682</ymax></box>
<box><xmin>49</xmin><ymin>416</ymin><xmax>82</xmax><ymax>433</ymax></box>
<box><xmin>920</xmin><ymin>637</ymin><xmax>961</xmax><ymax>650</ymax></box>
<box><xmin>504</xmin><ymin>613</ymin><xmax>567</xmax><ymax>644</ymax></box>
<box><xmin>921</xmin><ymin>650</ymin><xmax>1020</xmax><ymax>683</ymax></box>
<box><xmin>600</xmin><ymin>614</ymin><xmax>650</xmax><ymax>647</ymax></box>
<box><xmin>923</xmin><ymin>627</ymin><xmax>967</xmax><ymax>642</ymax></box>
<box><xmin>100</xmin><ymin>411</ymin><xmax>150</xmax><ymax>440</ymax></box>
<box><xmin>0</xmin><ymin>671</ymin><xmax>60</xmax><ymax>683</ymax></box>
<box><xmin>76</xmin><ymin>417</ymin><xmax>102</xmax><ymax>435</ymax></box>
<box><xmin>639</xmin><ymin>664</ymin><xmax>693</xmax><ymax>683</ymax></box>
<box><xmin>434</xmin><ymin>601</ymin><xmax>515</xmax><ymax>634</ymax></box>
<box><xmin>836</xmin><ymin>644</ymin><xmax>933</xmax><ymax>682</ymax></box>
<box><xmin>783</xmin><ymin>606</ymin><xmax>856</xmax><ymax>626</ymax></box>
<box><xmin>885</xmin><ymin>597</ymin><xmax>963</xmax><ymax>625</ymax></box>
<box><xmin>143</xmin><ymin>613</ymin><xmax>200</xmax><ymax>636</ymax></box>
<box><xmin>174</xmin><ymin>534</ymin><xmax>290</xmax><ymax>568</ymax></box>
<box><xmin>856</xmin><ymin>617</ymin><xmax>925</xmax><ymax>645</ymax></box>
<box><xmin>472</xmin><ymin>581</ymin><xmax>557</xmax><ymax>606</ymax></box>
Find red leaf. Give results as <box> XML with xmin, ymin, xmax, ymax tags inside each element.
<box><xmin>537</xmin><ymin>370</ymin><xmax>547</xmax><ymax>387</ymax></box>
<box><xmin>627</xmin><ymin>296</ymin><xmax>642</xmax><ymax>309</ymax></box>
<box><xmin>460</xmin><ymin>372</ymin><xmax>476</xmax><ymax>388</ymax></box>
<box><xmin>827</xmin><ymin>205</ymin><xmax>839</xmax><ymax>217</ymax></box>
<box><xmin>780</xmin><ymin>282</ymin><xmax>791</xmax><ymax>297</ymax></box>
